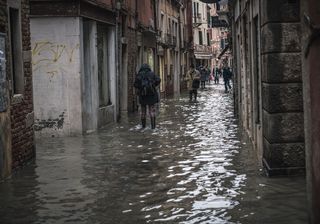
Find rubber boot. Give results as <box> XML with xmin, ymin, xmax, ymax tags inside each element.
<box><xmin>141</xmin><ymin>118</ymin><xmax>146</xmax><ymax>128</ymax></box>
<box><xmin>151</xmin><ymin>117</ymin><xmax>156</xmax><ymax>129</ymax></box>
<box><xmin>194</xmin><ymin>91</ymin><xmax>197</xmax><ymax>101</ymax></box>
<box><xmin>189</xmin><ymin>91</ymin><xmax>193</xmax><ymax>101</ymax></box>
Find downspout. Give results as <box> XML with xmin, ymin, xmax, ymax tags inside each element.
<box><xmin>178</xmin><ymin>3</ymin><xmax>182</xmax><ymax>95</ymax></box>
<box><xmin>153</xmin><ymin>0</ymin><xmax>158</xmax><ymax>73</ymax></box>
<box><xmin>116</xmin><ymin>1</ymin><xmax>121</xmax><ymax>121</ymax></box>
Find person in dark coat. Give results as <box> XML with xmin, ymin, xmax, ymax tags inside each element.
<box><xmin>134</xmin><ymin>64</ymin><xmax>161</xmax><ymax>129</ymax></box>
<box><xmin>222</xmin><ymin>66</ymin><xmax>232</xmax><ymax>93</ymax></box>
<box><xmin>199</xmin><ymin>66</ymin><xmax>207</xmax><ymax>89</ymax></box>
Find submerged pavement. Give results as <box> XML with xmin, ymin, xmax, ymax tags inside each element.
<box><xmin>0</xmin><ymin>84</ymin><xmax>308</xmax><ymax>224</ymax></box>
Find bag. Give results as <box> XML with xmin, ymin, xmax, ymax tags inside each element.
<box><xmin>192</xmin><ymin>79</ymin><xmax>200</xmax><ymax>89</ymax></box>
<box><xmin>139</xmin><ymin>74</ymin><xmax>156</xmax><ymax>96</ymax></box>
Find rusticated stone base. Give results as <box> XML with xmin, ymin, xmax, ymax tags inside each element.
<box><xmin>263</xmin><ymin>139</ymin><xmax>305</xmax><ymax>176</ymax></box>
<box><xmin>263</xmin><ymin>158</ymin><xmax>305</xmax><ymax>177</ymax></box>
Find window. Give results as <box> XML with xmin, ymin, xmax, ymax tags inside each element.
<box><xmin>199</xmin><ymin>30</ymin><xmax>203</xmax><ymax>45</ymax></box>
<box><xmin>9</xmin><ymin>7</ymin><xmax>24</xmax><ymax>94</ymax></box>
<box><xmin>160</xmin><ymin>14</ymin><xmax>164</xmax><ymax>36</ymax></box>
<box><xmin>220</xmin><ymin>38</ymin><xmax>225</xmax><ymax>49</ymax></box>
<box><xmin>97</xmin><ymin>24</ymin><xmax>112</xmax><ymax>106</ymax></box>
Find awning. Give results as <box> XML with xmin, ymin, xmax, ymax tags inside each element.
<box><xmin>218</xmin><ymin>44</ymin><xmax>230</xmax><ymax>59</ymax></box>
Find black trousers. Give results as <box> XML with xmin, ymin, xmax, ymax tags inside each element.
<box><xmin>189</xmin><ymin>89</ymin><xmax>197</xmax><ymax>100</ymax></box>
<box><xmin>201</xmin><ymin>81</ymin><xmax>206</xmax><ymax>88</ymax></box>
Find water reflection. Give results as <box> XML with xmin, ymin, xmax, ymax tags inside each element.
<box><xmin>0</xmin><ymin>84</ymin><xmax>307</xmax><ymax>224</ymax></box>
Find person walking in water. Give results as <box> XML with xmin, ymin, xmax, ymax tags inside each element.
<box><xmin>222</xmin><ymin>65</ymin><xmax>232</xmax><ymax>93</ymax></box>
<box><xmin>134</xmin><ymin>64</ymin><xmax>161</xmax><ymax>129</ymax></box>
<box><xmin>186</xmin><ymin>64</ymin><xmax>201</xmax><ymax>101</ymax></box>
<box><xmin>214</xmin><ymin>67</ymin><xmax>220</xmax><ymax>84</ymax></box>
<box><xmin>199</xmin><ymin>66</ymin><xmax>207</xmax><ymax>89</ymax></box>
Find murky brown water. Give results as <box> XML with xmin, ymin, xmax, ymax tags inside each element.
<box><xmin>0</xmin><ymin>84</ymin><xmax>308</xmax><ymax>224</ymax></box>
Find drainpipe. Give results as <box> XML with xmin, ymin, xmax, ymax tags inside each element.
<box><xmin>116</xmin><ymin>1</ymin><xmax>121</xmax><ymax>121</ymax></box>
<box><xmin>178</xmin><ymin>3</ymin><xmax>182</xmax><ymax>95</ymax></box>
<box><xmin>153</xmin><ymin>0</ymin><xmax>158</xmax><ymax>74</ymax></box>
<box><xmin>302</xmin><ymin>0</ymin><xmax>320</xmax><ymax>223</ymax></box>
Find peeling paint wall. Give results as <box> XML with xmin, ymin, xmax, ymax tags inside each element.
<box><xmin>30</xmin><ymin>17</ymin><xmax>83</xmax><ymax>137</ymax></box>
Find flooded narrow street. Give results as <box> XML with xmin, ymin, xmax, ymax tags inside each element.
<box><xmin>0</xmin><ymin>84</ymin><xmax>308</xmax><ymax>224</ymax></box>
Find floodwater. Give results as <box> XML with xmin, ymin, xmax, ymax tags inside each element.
<box><xmin>0</xmin><ymin>84</ymin><xmax>308</xmax><ymax>224</ymax></box>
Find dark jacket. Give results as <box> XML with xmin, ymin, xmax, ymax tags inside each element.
<box><xmin>223</xmin><ymin>68</ymin><xmax>232</xmax><ymax>81</ymax></box>
<box><xmin>200</xmin><ymin>68</ymin><xmax>207</xmax><ymax>81</ymax></box>
<box><xmin>134</xmin><ymin>64</ymin><xmax>161</xmax><ymax>106</ymax></box>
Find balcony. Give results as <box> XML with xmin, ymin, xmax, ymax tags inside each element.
<box><xmin>193</xmin><ymin>13</ymin><xmax>202</xmax><ymax>27</ymax></box>
<box><xmin>194</xmin><ymin>44</ymin><xmax>213</xmax><ymax>60</ymax></box>
<box><xmin>194</xmin><ymin>45</ymin><xmax>212</xmax><ymax>54</ymax></box>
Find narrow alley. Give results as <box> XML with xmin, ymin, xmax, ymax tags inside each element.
<box><xmin>0</xmin><ymin>84</ymin><xmax>307</xmax><ymax>224</ymax></box>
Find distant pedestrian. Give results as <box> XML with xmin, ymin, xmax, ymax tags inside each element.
<box><xmin>200</xmin><ymin>66</ymin><xmax>207</xmax><ymax>89</ymax></box>
<box><xmin>186</xmin><ymin>64</ymin><xmax>201</xmax><ymax>101</ymax></box>
<box><xmin>206</xmin><ymin>66</ymin><xmax>212</xmax><ymax>84</ymax></box>
<box><xmin>134</xmin><ymin>64</ymin><xmax>161</xmax><ymax>129</ymax></box>
<box><xmin>222</xmin><ymin>66</ymin><xmax>232</xmax><ymax>93</ymax></box>
<box><xmin>214</xmin><ymin>67</ymin><xmax>220</xmax><ymax>84</ymax></box>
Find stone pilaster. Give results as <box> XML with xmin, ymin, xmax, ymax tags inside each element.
<box><xmin>260</xmin><ymin>0</ymin><xmax>305</xmax><ymax>175</ymax></box>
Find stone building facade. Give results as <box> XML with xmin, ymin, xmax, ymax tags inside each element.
<box><xmin>30</xmin><ymin>0</ymin><xmax>118</xmax><ymax>136</ymax></box>
<box><xmin>231</xmin><ymin>0</ymin><xmax>305</xmax><ymax>176</ymax></box>
<box><xmin>230</xmin><ymin>0</ymin><xmax>320</xmax><ymax>220</ymax></box>
<box><xmin>301</xmin><ymin>0</ymin><xmax>320</xmax><ymax>222</ymax></box>
<box><xmin>122</xmin><ymin>0</ymin><xmax>192</xmax><ymax>104</ymax></box>
<box><xmin>156</xmin><ymin>0</ymin><xmax>190</xmax><ymax>97</ymax></box>
<box><xmin>121</xmin><ymin>0</ymin><xmax>138</xmax><ymax>113</ymax></box>
<box><xmin>192</xmin><ymin>0</ymin><xmax>212</xmax><ymax>67</ymax></box>
<box><xmin>0</xmin><ymin>0</ymin><xmax>35</xmax><ymax>179</ymax></box>
<box><xmin>29</xmin><ymin>0</ymin><xmax>193</xmax><ymax>134</ymax></box>
<box><xmin>120</xmin><ymin>0</ymin><xmax>157</xmax><ymax>112</ymax></box>
<box><xmin>209</xmin><ymin>1</ymin><xmax>231</xmax><ymax>71</ymax></box>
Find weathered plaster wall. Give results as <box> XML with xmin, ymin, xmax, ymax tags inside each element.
<box><xmin>31</xmin><ymin>17</ymin><xmax>83</xmax><ymax>136</ymax></box>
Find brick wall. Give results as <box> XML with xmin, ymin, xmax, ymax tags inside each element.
<box><xmin>10</xmin><ymin>0</ymin><xmax>35</xmax><ymax>170</ymax></box>
<box><xmin>138</xmin><ymin>0</ymin><xmax>154</xmax><ymax>29</ymax></box>
<box><xmin>127</xmin><ymin>28</ymin><xmax>138</xmax><ymax>112</ymax></box>
<box><xmin>0</xmin><ymin>0</ymin><xmax>12</xmax><ymax>179</ymax></box>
